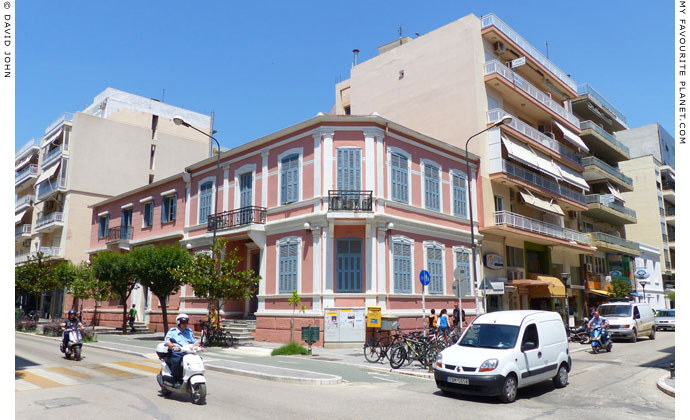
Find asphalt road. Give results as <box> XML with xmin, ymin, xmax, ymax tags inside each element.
<box><xmin>16</xmin><ymin>331</ymin><xmax>675</xmax><ymax>419</ymax></box>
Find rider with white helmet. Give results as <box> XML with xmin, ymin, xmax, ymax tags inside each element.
<box><xmin>164</xmin><ymin>313</ymin><xmax>204</xmax><ymax>383</ymax></box>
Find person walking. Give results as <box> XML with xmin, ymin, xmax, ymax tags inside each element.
<box><xmin>452</xmin><ymin>303</ymin><xmax>466</xmax><ymax>333</ymax></box>
<box><xmin>128</xmin><ymin>304</ymin><xmax>137</xmax><ymax>333</ymax></box>
<box><xmin>428</xmin><ymin>309</ymin><xmax>437</xmax><ymax>333</ymax></box>
<box><xmin>438</xmin><ymin>309</ymin><xmax>450</xmax><ymax>337</ymax></box>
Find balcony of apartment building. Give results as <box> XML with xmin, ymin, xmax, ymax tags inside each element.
<box><xmin>15</xmin><ymin>246</ymin><xmax>62</xmax><ymax>265</ymax></box>
<box><xmin>15</xmin><ymin>163</ymin><xmax>39</xmax><ymax>190</ymax></box>
<box><xmin>660</xmin><ymin>166</ymin><xmax>675</xmax><ymax>205</ymax></box>
<box><xmin>588</xmin><ymin>232</ymin><xmax>641</xmax><ymax>257</ymax></box>
<box><xmin>105</xmin><ymin>226</ymin><xmax>134</xmax><ymax>250</ymax></box>
<box><xmin>34</xmin><ymin>211</ymin><xmax>64</xmax><ymax>234</ymax></box>
<box><xmin>665</xmin><ymin>205</ymin><xmax>675</xmax><ymax>226</ymax></box>
<box><xmin>585</xmin><ymin>193</ymin><xmax>636</xmax><ymax>225</ymax></box>
<box><xmin>487</xmin><ymin>109</ymin><xmax>583</xmax><ymax>169</ymax></box>
<box><xmin>15</xmin><ymin>193</ymin><xmax>34</xmax><ymax>212</ymax></box>
<box><xmin>15</xmin><ymin>224</ymin><xmax>32</xmax><ymax>242</ymax></box>
<box><xmin>35</xmin><ymin>162</ymin><xmax>67</xmax><ymax>202</ymax></box>
<box><xmin>483</xmin><ymin>60</ymin><xmax>581</xmax><ymax>133</ymax></box>
<box><xmin>578</xmin><ymin>120</ymin><xmax>630</xmax><ymax>163</ymax></box>
<box><xmin>572</xmin><ymin>84</ymin><xmax>628</xmax><ymax>132</ymax></box>
<box><xmin>582</xmin><ymin>156</ymin><xmax>633</xmax><ymax>192</ymax></box>
<box><xmin>328</xmin><ymin>190</ymin><xmax>373</xmax><ymax>213</ymax></box>
<box><xmin>16</xmin><ymin>138</ymin><xmax>40</xmax><ymax>163</ymax></box>
<box><xmin>207</xmin><ymin>206</ymin><xmax>268</xmax><ymax>234</ymax></box>
<box><xmin>480</xmin><ymin>14</ymin><xmax>577</xmax><ymax>98</ymax></box>
<box><xmin>44</xmin><ymin>112</ymin><xmax>73</xmax><ymax>138</ymax></box>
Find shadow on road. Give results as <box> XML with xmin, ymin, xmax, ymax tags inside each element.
<box><xmin>639</xmin><ymin>345</ymin><xmax>675</xmax><ymax>369</ymax></box>
<box><xmin>15</xmin><ymin>355</ymin><xmax>40</xmax><ymax>371</ymax></box>
<box><xmin>434</xmin><ymin>380</ymin><xmax>559</xmax><ymax>404</ymax></box>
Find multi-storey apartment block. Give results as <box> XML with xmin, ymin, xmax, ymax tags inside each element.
<box><xmin>83</xmin><ymin>115</ymin><xmax>481</xmax><ymax>345</ymax></box>
<box><xmin>617</xmin><ymin>123</ymin><xmax>675</xmax><ymax>297</ymax></box>
<box><xmin>15</xmin><ymin>88</ymin><xmax>212</xmax><ymax>319</ymax></box>
<box><xmin>334</xmin><ymin>13</ymin><xmax>593</xmax><ymax>322</ymax></box>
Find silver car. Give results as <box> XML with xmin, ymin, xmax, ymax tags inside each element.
<box><xmin>655</xmin><ymin>309</ymin><xmax>675</xmax><ymax>331</ymax></box>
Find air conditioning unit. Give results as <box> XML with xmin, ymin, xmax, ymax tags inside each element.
<box><xmin>586</xmin><ymin>263</ymin><xmax>593</xmax><ymax>273</ymax></box>
<box><xmin>494</xmin><ymin>41</ymin><xmax>505</xmax><ymax>54</ymax></box>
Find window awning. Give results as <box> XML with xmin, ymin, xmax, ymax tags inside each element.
<box><xmin>35</xmin><ymin>162</ymin><xmax>61</xmax><ymax>185</ymax></box>
<box><xmin>535</xmin><ymin>276</ymin><xmax>566</xmax><ymax>298</ymax></box>
<box><xmin>587</xmin><ymin>289</ymin><xmax>611</xmax><ymax>297</ymax></box>
<box><xmin>554</xmin><ymin>120</ymin><xmax>589</xmax><ymax>152</ymax></box>
<box><xmin>15</xmin><ymin>210</ymin><xmax>27</xmax><ymax>225</ymax></box>
<box><xmin>531</xmin><ymin>147</ymin><xmax>565</xmax><ymax>181</ymax></box>
<box><xmin>555</xmin><ymin>161</ymin><xmax>590</xmax><ymax>191</ymax></box>
<box><xmin>42</xmin><ymin>128</ymin><xmax>64</xmax><ymax>149</ymax></box>
<box><xmin>501</xmin><ymin>136</ymin><xmax>540</xmax><ymax>171</ymax></box>
<box><xmin>15</xmin><ymin>155</ymin><xmax>33</xmax><ymax>172</ymax></box>
<box><xmin>519</xmin><ymin>190</ymin><xmax>564</xmax><ymax>216</ymax></box>
<box><xmin>606</xmin><ymin>182</ymin><xmax>624</xmax><ymax>202</ymax></box>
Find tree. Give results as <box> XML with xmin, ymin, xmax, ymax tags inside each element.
<box><xmin>131</xmin><ymin>245</ymin><xmax>191</xmax><ymax>333</ymax></box>
<box><xmin>91</xmin><ymin>251</ymin><xmax>137</xmax><ymax>334</ymax></box>
<box><xmin>288</xmin><ymin>290</ymin><xmax>306</xmax><ymax>343</ymax></box>
<box><xmin>66</xmin><ymin>262</ymin><xmax>111</xmax><ymax>326</ymax></box>
<box><xmin>610</xmin><ymin>278</ymin><xmax>631</xmax><ymax>298</ymax></box>
<box><xmin>15</xmin><ymin>252</ymin><xmax>60</xmax><ymax>319</ymax></box>
<box><xmin>172</xmin><ymin>238</ymin><xmax>260</xmax><ymax>329</ymax></box>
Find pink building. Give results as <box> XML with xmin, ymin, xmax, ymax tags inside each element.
<box><xmin>81</xmin><ymin>115</ymin><xmax>482</xmax><ymax>345</ymax></box>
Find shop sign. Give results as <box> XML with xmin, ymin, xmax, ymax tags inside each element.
<box><xmin>486</xmin><ymin>281</ymin><xmax>505</xmax><ymax>295</ymax></box>
<box><xmin>609</xmin><ymin>270</ymin><xmax>623</xmax><ymax>276</ymax></box>
<box><xmin>634</xmin><ymin>268</ymin><xmax>650</xmax><ymax>279</ymax></box>
<box><xmin>483</xmin><ymin>253</ymin><xmax>504</xmax><ymax>269</ymax></box>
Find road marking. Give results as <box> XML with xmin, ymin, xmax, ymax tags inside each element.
<box><xmin>15</xmin><ymin>379</ymin><xmax>41</xmax><ymax>391</ymax></box>
<box><xmin>23</xmin><ymin>368</ymin><xmax>80</xmax><ymax>385</ymax></box>
<box><xmin>47</xmin><ymin>366</ymin><xmax>92</xmax><ymax>379</ymax></box>
<box><xmin>114</xmin><ymin>361</ymin><xmax>161</xmax><ymax>374</ymax></box>
<box><xmin>370</xmin><ymin>375</ymin><xmax>403</xmax><ymax>383</ymax></box>
<box><xmin>90</xmin><ymin>364</ymin><xmax>141</xmax><ymax>378</ymax></box>
<box><xmin>102</xmin><ymin>362</ymin><xmax>156</xmax><ymax>377</ymax></box>
<box><xmin>276</xmin><ymin>360</ymin><xmax>299</xmax><ymax>364</ymax></box>
<box><xmin>15</xmin><ymin>371</ymin><xmax>62</xmax><ymax>389</ymax></box>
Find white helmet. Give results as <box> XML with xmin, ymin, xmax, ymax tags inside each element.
<box><xmin>176</xmin><ymin>313</ymin><xmax>190</xmax><ymax>326</ymax></box>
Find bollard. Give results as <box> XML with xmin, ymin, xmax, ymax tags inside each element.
<box><xmin>670</xmin><ymin>362</ymin><xmax>675</xmax><ymax>379</ymax></box>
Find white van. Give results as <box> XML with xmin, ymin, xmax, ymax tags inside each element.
<box><xmin>434</xmin><ymin>310</ymin><xmax>571</xmax><ymax>403</ymax></box>
<box><xmin>597</xmin><ymin>302</ymin><xmax>656</xmax><ymax>342</ymax></box>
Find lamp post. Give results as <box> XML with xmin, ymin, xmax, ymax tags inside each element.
<box><xmin>465</xmin><ymin>116</ymin><xmax>512</xmax><ymax>315</ymax></box>
<box><xmin>173</xmin><ymin>116</ymin><xmax>221</xmax><ymax>327</ymax></box>
<box><xmin>560</xmin><ymin>272</ymin><xmax>571</xmax><ymax>327</ymax></box>
<box><xmin>638</xmin><ymin>280</ymin><xmax>648</xmax><ymax>304</ymax></box>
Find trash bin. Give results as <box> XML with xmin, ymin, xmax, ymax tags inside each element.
<box><xmin>301</xmin><ymin>326</ymin><xmax>320</xmax><ymax>343</ymax></box>
<box><xmin>366</xmin><ymin>306</ymin><xmax>381</xmax><ymax>328</ymax></box>
<box><xmin>381</xmin><ymin>316</ymin><xmax>399</xmax><ymax>331</ymax></box>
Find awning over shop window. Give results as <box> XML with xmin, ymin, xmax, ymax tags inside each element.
<box><xmin>587</xmin><ymin>289</ymin><xmax>611</xmax><ymax>297</ymax></box>
<box><xmin>15</xmin><ymin>210</ymin><xmax>27</xmax><ymax>225</ymax></box>
<box><xmin>536</xmin><ymin>276</ymin><xmax>566</xmax><ymax>298</ymax></box>
<box><xmin>554</xmin><ymin>120</ymin><xmax>589</xmax><ymax>152</ymax></box>
<box><xmin>35</xmin><ymin>162</ymin><xmax>61</xmax><ymax>185</ymax></box>
<box><xmin>519</xmin><ymin>190</ymin><xmax>564</xmax><ymax>216</ymax></box>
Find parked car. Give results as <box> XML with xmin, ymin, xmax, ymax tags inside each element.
<box><xmin>597</xmin><ymin>302</ymin><xmax>655</xmax><ymax>342</ymax></box>
<box><xmin>654</xmin><ymin>309</ymin><xmax>675</xmax><ymax>331</ymax></box>
<box><xmin>434</xmin><ymin>310</ymin><xmax>571</xmax><ymax>403</ymax></box>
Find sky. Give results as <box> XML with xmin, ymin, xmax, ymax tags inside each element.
<box><xmin>14</xmin><ymin>1</ymin><xmax>673</xmax><ymax>152</ymax></box>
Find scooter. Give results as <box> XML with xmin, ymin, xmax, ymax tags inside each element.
<box><xmin>569</xmin><ymin>318</ymin><xmax>590</xmax><ymax>344</ymax></box>
<box><xmin>155</xmin><ymin>339</ymin><xmax>207</xmax><ymax>404</ymax></box>
<box><xmin>60</xmin><ymin>327</ymin><xmax>83</xmax><ymax>361</ymax></box>
<box><xmin>590</xmin><ymin>326</ymin><xmax>612</xmax><ymax>354</ymax></box>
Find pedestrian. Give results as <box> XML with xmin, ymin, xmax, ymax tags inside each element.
<box><xmin>128</xmin><ymin>304</ymin><xmax>137</xmax><ymax>332</ymax></box>
<box><xmin>452</xmin><ymin>303</ymin><xmax>466</xmax><ymax>332</ymax></box>
<box><xmin>428</xmin><ymin>309</ymin><xmax>437</xmax><ymax>332</ymax></box>
<box><xmin>438</xmin><ymin>309</ymin><xmax>450</xmax><ymax>337</ymax></box>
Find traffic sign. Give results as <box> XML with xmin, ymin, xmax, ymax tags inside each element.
<box><xmin>419</xmin><ymin>270</ymin><xmax>431</xmax><ymax>286</ymax></box>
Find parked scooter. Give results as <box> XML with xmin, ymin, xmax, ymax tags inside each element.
<box><xmin>155</xmin><ymin>339</ymin><xmax>207</xmax><ymax>404</ymax></box>
<box><xmin>60</xmin><ymin>327</ymin><xmax>83</xmax><ymax>361</ymax></box>
<box><xmin>569</xmin><ymin>318</ymin><xmax>590</xmax><ymax>344</ymax></box>
<box><xmin>590</xmin><ymin>326</ymin><xmax>612</xmax><ymax>354</ymax></box>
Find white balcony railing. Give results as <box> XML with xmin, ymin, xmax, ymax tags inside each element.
<box><xmin>15</xmin><ymin>164</ymin><xmax>38</xmax><ymax>185</ymax></box>
<box><xmin>16</xmin><ymin>247</ymin><xmax>61</xmax><ymax>264</ymax></box>
<box><xmin>15</xmin><ymin>194</ymin><xmax>34</xmax><ymax>209</ymax></box>
<box><xmin>36</xmin><ymin>212</ymin><xmax>64</xmax><ymax>229</ymax></box>
<box><xmin>15</xmin><ymin>138</ymin><xmax>40</xmax><ymax>159</ymax></box>
<box><xmin>487</xmin><ymin>109</ymin><xmax>582</xmax><ymax>166</ymax></box>
<box><xmin>41</xmin><ymin>146</ymin><xmax>64</xmax><ymax>168</ymax></box>
<box><xmin>481</xmin><ymin>14</ymin><xmax>577</xmax><ymax>92</ymax></box>
<box><xmin>37</xmin><ymin>177</ymin><xmax>67</xmax><ymax>200</ymax></box>
<box><xmin>484</xmin><ymin>60</ymin><xmax>580</xmax><ymax>127</ymax></box>
<box><xmin>15</xmin><ymin>224</ymin><xmax>32</xmax><ymax>238</ymax></box>
<box><xmin>45</xmin><ymin>112</ymin><xmax>73</xmax><ymax>135</ymax></box>
<box><xmin>494</xmin><ymin>210</ymin><xmax>590</xmax><ymax>245</ymax></box>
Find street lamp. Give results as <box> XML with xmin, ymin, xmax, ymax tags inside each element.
<box><xmin>638</xmin><ymin>279</ymin><xmax>648</xmax><ymax>304</ymax></box>
<box><xmin>173</xmin><ymin>116</ymin><xmax>221</xmax><ymax>327</ymax></box>
<box><xmin>465</xmin><ymin>116</ymin><xmax>512</xmax><ymax>314</ymax></box>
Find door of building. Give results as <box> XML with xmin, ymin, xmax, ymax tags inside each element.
<box><xmin>336</xmin><ymin>238</ymin><xmax>362</xmax><ymax>293</ymax></box>
<box><xmin>251</xmin><ymin>253</ymin><xmax>260</xmax><ymax>314</ymax></box>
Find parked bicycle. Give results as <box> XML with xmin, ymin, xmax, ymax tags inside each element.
<box><xmin>199</xmin><ymin>320</ymin><xmax>234</xmax><ymax>348</ymax></box>
<box><xmin>389</xmin><ymin>330</ymin><xmax>434</xmax><ymax>369</ymax></box>
<box><xmin>363</xmin><ymin>329</ymin><xmax>402</xmax><ymax>363</ymax></box>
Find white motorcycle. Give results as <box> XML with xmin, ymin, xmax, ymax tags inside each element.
<box><xmin>155</xmin><ymin>339</ymin><xmax>207</xmax><ymax>404</ymax></box>
<box><xmin>60</xmin><ymin>327</ymin><xmax>83</xmax><ymax>361</ymax></box>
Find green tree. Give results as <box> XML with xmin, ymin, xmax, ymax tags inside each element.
<box><xmin>66</xmin><ymin>262</ymin><xmax>111</xmax><ymax>326</ymax></box>
<box><xmin>288</xmin><ymin>290</ymin><xmax>307</xmax><ymax>343</ymax></box>
<box><xmin>52</xmin><ymin>261</ymin><xmax>79</xmax><ymax>312</ymax></box>
<box><xmin>610</xmin><ymin>278</ymin><xmax>631</xmax><ymax>298</ymax></box>
<box><xmin>172</xmin><ymin>238</ymin><xmax>260</xmax><ymax>329</ymax></box>
<box><xmin>131</xmin><ymin>245</ymin><xmax>191</xmax><ymax>333</ymax></box>
<box><xmin>665</xmin><ymin>289</ymin><xmax>675</xmax><ymax>307</ymax></box>
<box><xmin>15</xmin><ymin>252</ymin><xmax>60</xmax><ymax>319</ymax></box>
<box><xmin>91</xmin><ymin>251</ymin><xmax>137</xmax><ymax>334</ymax></box>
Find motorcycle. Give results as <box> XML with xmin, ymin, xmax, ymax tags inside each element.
<box><xmin>60</xmin><ymin>327</ymin><xmax>83</xmax><ymax>361</ymax></box>
<box><xmin>568</xmin><ymin>318</ymin><xmax>590</xmax><ymax>344</ymax></box>
<box><xmin>590</xmin><ymin>326</ymin><xmax>612</xmax><ymax>354</ymax></box>
<box><xmin>155</xmin><ymin>339</ymin><xmax>207</xmax><ymax>404</ymax></box>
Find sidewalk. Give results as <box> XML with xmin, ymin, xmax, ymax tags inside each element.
<box><xmin>657</xmin><ymin>374</ymin><xmax>675</xmax><ymax>397</ymax></box>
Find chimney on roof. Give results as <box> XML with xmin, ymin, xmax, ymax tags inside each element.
<box><xmin>353</xmin><ymin>49</ymin><xmax>360</xmax><ymax>67</ymax></box>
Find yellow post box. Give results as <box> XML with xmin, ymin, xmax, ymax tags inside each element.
<box><xmin>366</xmin><ymin>306</ymin><xmax>381</xmax><ymax>328</ymax></box>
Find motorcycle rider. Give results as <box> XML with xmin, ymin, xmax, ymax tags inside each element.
<box><xmin>164</xmin><ymin>314</ymin><xmax>205</xmax><ymax>384</ymax></box>
<box><xmin>60</xmin><ymin>309</ymin><xmax>85</xmax><ymax>353</ymax></box>
<box><xmin>588</xmin><ymin>311</ymin><xmax>610</xmax><ymax>342</ymax></box>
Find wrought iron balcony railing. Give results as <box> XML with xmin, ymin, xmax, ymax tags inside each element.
<box><xmin>494</xmin><ymin>211</ymin><xmax>590</xmax><ymax>245</ymax></box>
<box><xmin>328</xmin><ymin>191</ymin><xmax>373</xmax><ymax>212</ymax></box>
<box><xmin>107</xmin><ymin>226</ymin><xmax>133</xmax><ymax>242</ymax></box>
<box><xmin>207</xmin><ymin>206</ymin><xmax>267</xmax><ymax>231</ymax></box>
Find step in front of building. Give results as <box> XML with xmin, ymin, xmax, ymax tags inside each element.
<box><xmin>222</xmin><ymin>319</ymin><xmax>256</xmax><ymax>345</ymax></box>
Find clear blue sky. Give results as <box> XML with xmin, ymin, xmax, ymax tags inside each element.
<box><xmin>16</xmin><ymin>1</ymin><xmax>673</xmax><ymax>151</ymax></box>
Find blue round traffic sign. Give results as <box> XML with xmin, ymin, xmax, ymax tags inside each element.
<box><xmin>419</xmin><ymin>270</ymin><xmax>431</xmax><ymax>286</ymax></box>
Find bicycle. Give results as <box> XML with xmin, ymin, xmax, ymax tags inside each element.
<box><xmin>389</xmin><ymin>330</ymin><xmax>431</xmax><ymax>369</ymax></box>
<box><xmin>363</xmin><ymin>329</ymin><xmax>401</xmax><ymax>363</ymax></box>
<box><xmin>199</xmin><ymin>321</ymin><xmax>234</xmax><ymax>348</ymax></box>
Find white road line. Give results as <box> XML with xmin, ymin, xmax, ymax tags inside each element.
<box><xmin>371</xmin><ymin>375</ymin><xmax>403</xmax><ymax>383</ymax></box>
<box><xmin>276</xmin><ymin>360</ymin><xmax>299</xmax><ymax>364</ymax></box>
<box><xmin>15</xmin><ymin>379</ymin><xmax>41</xmax><ymax>391</ymax></box>
<box><xmin>101</xmin><ymin>362</ymin><xmax>157</xmax><ymax>377</ymax></box>
<box><xmin>23</xmin><ymin>368</ymin><xmax>80</xmax><ymax>386</ymax></box>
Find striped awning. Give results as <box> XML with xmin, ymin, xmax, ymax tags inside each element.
<box><xmin>35</xmin><ymin>162</ymin><xmax>60</xmax><ymax>185</ymax></box>
<box><xmin>15</xmin><ymin>210</ymin><xmax>27</xmax><ymax>225</ymax></box>
<box><xmin>519</xmin><ymin>190</ymin><xmax>564</xmax><ymax>216</ymax></box>
<box><xmin>554</xmin><ymin>120</ymin><xmax>589</xmax><ymax>152</ymax></box>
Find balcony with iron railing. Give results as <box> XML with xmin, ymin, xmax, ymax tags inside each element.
<box><xmin>480</xmin><ymin>14</ymin><xmax>577</xmax><ymax>93</ymax></box>
<box><xmin>15</xmin><ymin>164</ymin><xmax>38</xmax><ymax>186</ymax></box>
<box><xmin>484</xmin><ymin>60</ymin><xmax>580</xmax><ymax>127</ymax></box>
<box><xmin>585</xmin><ymin>194</ymin><xmax>636</xmax><ymax>223</ymax></box>
<box><xmin>581</xmin><ymin>156</ymin><xmax>633</xmax><ymax>191</ymax></box>
<box><xmin>37</xmin><ymin>177</ymin><xmax>67</xmax><ymax>200</ymax></box>
<box><xmin>588</xmin><ymin>232</ymin><xmax>640</xmax><ymax>255</ymax></box>
<box><xmin>493</xmin><ymin>211</ymin><xmax>590</xmax><ymax>245</ymax></box>
<box><xmin>107</xmin><ymin>226</ymin><xmax>133</xmax><ymax>242</ymax></box>
<box><xmin>45</xmin><ymin>112</ymin><xmax>73</xmax><ymax>135</ymax></box>
<box><xmin>207</xmin><ymin>206</ymin><xmax>267</xmax><ymax>231</ymax></box>
<box><xmin>15</xmin><ymin>224</ymin><xmax>32</xmax><ymax>240</ymax></box>
<box><xmin>35</xmin><ymin>212</ymin><xmax>64</xmax><ymax>230</ymax></box>
<box><xmin>579</xmin><ymin>120</ymin><xmax>630</xmax><ymax>157</ymax></box>
<box><xmin>328</xmin><ymin>191</ymin><xmax>374</xmax><ymax>212</ymax></box>
<box><xmin>41</xmin><ymin>145</ymin><xmax>65</xmax><ymax>168</ymax></box>
<box><xmin>492</xmin><ymin>159</ymin><xmax>586</xmax><ymax>205</ymax></box>
<box><xmin>15</xmin><ymin>194</ymin><xmax>34</xmax><ymax>210</ymax></box>
<box><xmin>577</xmin><ymin>84</ymin><xmax>628</xmax><ymax>128</ymax></box>
<box><xmin>487</xmin><ymin>109</ymin><xmax>582</xmax><ymax>166</ymax></box>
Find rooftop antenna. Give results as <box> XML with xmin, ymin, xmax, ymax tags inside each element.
<box><xmin>398</xmin><ymin>25</ymin><xmax>403</xmax><ymax>45</ymax></box>
<box><xmin>352</xmin><ymin>49</ymin><xmax>359</xmax><ymax>67</ymax></box>
<box><xmin>162</xmin><ymin>88</ymin><xmax>165</xmax><ymax>103</ymax></box>
<box><xmin>545</xmin><ymin>40</ymin><xmax>549</xmax><ymax>59</ymax></box>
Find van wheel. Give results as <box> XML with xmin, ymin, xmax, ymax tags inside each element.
<box><xmin>498</xmin><ymin>373</ymin><xmax>517</xmax><ymax>403</ymax></box>
<box><xmin>552</xmin><ymin>363</ymin><xmax>568</xmax><ymax>388</ymax></box>
<box><xmin>630</xmin><ymin>329</ymin><xmax>637</xmax><ymax>343</ymax></box>
<box><xmin>649</xmin><ymin>327</ymin><xmax>656</xmax><ymax>340</ymax></box>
